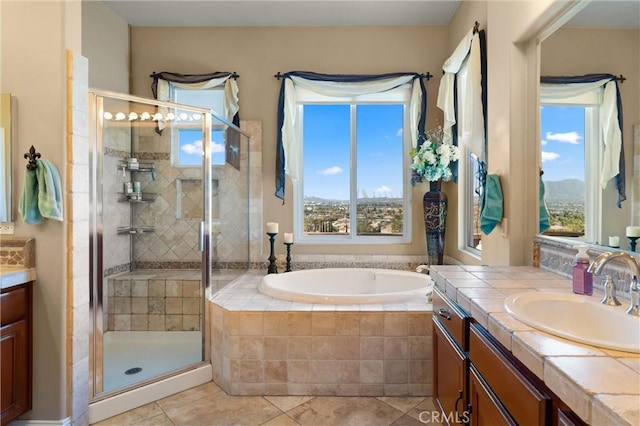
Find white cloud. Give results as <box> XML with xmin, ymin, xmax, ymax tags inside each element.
<box><xmin>396</xmin><ymin>128</ymin><xmax>403</xmax><ymax>137</ymax></box>
<box><xmin>375</xmin><ymin>185</ymin><xmax>393</xmax><ymax>195</ymax></box>
<box><xmin>181</xmin><ymin>140</ymin><xmax>224</xmax><ymax>155</ymax></box>
<box><xmin>541</xmin><ymin>151</ymin><xmax>560</xmax><ymax>162</ymax></box>
<box><xmin>541</xmin><ymin>139</ymin><xmax>547</xmax><ymax>146</ymax></box>
<box><xmin>545</xmin><ymin>131</ymin><xmax>582</xmax><ymax>144</ymax></box>
<box><xmin>319</xmin><ymin>166</ymin><xmax>343</xmax><ymax>176</ymax></box>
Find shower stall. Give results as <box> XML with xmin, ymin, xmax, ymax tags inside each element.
<box><xmin>88</xmin><ymin>91</ymin><xmax>251</xmax><ymax>400</ymax></box>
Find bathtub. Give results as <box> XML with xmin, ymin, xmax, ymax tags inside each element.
<box><xmin>258</xmin><ymin>268</ymin><xmax>432</xmax><ymax>304</ymax></box>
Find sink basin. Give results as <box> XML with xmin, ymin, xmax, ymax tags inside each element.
<box><xmin>504</xmin><ymin>292</ymin><xmax>640</xmax><ymax>353</ymax></box>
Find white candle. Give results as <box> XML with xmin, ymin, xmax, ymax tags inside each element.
<box><xmin>284</xmin><ymin>233</ymin><xmax>293</xmax><ymax>244</ymax></box>
<box><xmin>626</xmin><ymin>226</ymin><xmax>640</xmax><ymax>237</ymax></box>
<box><xmin>609</xmin><ymin>236</ymin><xmax>620</xmax><ymax>247</ymax></box>
<box><xmin>266</xmin><ymin>222</ymin><xmax>279</xmax><ymax>234</ymax></box>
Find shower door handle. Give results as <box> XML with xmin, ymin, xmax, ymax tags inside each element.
<box><xmin>198</xmin><ymin>221</ymin><xmax>205</xmax><ymax>252</ymax></box>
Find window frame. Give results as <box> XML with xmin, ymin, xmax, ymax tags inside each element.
<box><xmin>292</xmin><ymin>88</ymin><xmax>413</xmax><ymax>245</ymax></box>
<box><xmin>539</xmin><ymin>91</ymin><xmax>600</xmax><ymax>242</ymax></box>
<box><xmin>170</xmin><ymin>85</ymin><xmax>227</xmax><ymax>168</ymax></box>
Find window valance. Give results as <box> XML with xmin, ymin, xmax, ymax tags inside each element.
<box><xmin>275</xmin><ymin>71</ymin><xmax>427</xmax><ymax>201</ymax></box>
<box><xmin>437</xmin><ymin>28</ymin><xmax>486</xmax><ymax>163</ymax></box>
<box><xmin>540</xmin><ymin>73</ymin><xmax>625</xmax><ymax>207</ymax></box>
<box><xmin>150</xmin><ymin>71</ymin><xmax>240</xmax><ymax>132</ymax></box>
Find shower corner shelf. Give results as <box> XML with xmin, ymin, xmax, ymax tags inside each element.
<box><xmin>117</xmin><ymin>192</ymin><xmax>158</xmax><ymax>203</ymax></box>
<box><xmin>117</xmin><ymin>226</ymin><xmax>155</xmax><ymax>235</ymax></box>
<box><xmin>118</xmin><ymin>161</ymin><xmax>155</xmax><ymax>173</ymax></box>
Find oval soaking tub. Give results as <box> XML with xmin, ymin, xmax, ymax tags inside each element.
<box><xmin>259</xmin><ymin>268</ymin><xmax>432</xmax><ymax>304</ymax></box>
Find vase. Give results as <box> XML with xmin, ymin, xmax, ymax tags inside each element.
<box><xmin>423</xmin><ymin>180</ymin><xmax>448</xmax><ymax>265</ymax></box>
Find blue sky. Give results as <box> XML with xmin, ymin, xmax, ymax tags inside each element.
<box><xmin>540</xmin><ymin>105</ymin><xmax>585</xmax><ymax>182</ymax></box>
<box><xmin>302</xmin><ymin>104</ymin><xmax>404</xmax><ymax>200</ymax></box>
<box><xmin>178</xmin><ymin>129</ymin><xmax>225</xmax><ymax>165</ymax></box>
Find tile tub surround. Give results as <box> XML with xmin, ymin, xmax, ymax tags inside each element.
<box><xmin>210</xmin><ymin>271</ymin><xmax>433</xmax><ymax>397</ymax></box>
<box><xmin>429</xmin><ymin>264</ymin><xmax>640</xmax><ymax>426</ymax></box>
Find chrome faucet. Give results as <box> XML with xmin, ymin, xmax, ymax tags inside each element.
<box><xmin>587</xmin><ymin>251</ymin><xmax>640</xmax><ymax>316</ymax></box>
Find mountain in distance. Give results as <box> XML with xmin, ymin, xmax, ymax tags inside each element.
<box><xmin>304</xmin><ymin>196</ymin><xmax>402</xmax><ymax>204</ymax></box>
<box><xmin>543</xmin><ymin>178</ymin><xmax>584</xmax><ymax>203</ymax></box>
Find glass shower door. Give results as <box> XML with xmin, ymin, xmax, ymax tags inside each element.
<box><xmin>89</xmin><ymin>92</ymin><xmax>214</xmax><ymax>398</ymax></box>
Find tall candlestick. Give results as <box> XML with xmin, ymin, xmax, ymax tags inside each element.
<box><xmin>267</xmin><ymin>232</ymin><xmax>278</xmax><ymax>274</ymax></box>
<box><xmin>284</xmin><ymin>242</ymin><xmax>293</xmax><ymax>272</ymax></box>
<box><xmin>267</xmin><ymin>222</ymin><xmax>279</xmax><ymax>234</ymax></box>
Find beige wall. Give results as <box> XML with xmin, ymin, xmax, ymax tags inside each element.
<box><xmin>129</xmin><ymin>26</ymin><xmax>448</xmax><ymax>257</ymax></box>
<box><xmin>1</xmin><ymin>0</ymin><xmax>82</xmax><ymax>421</ymax></box>
<box><xmin>82</xmin><ymin>0</ymin><xmax>130</xmax><ymax>92</ymax></box>
<box><xmin>541</xmin><ymin>27</ymin><xmax>640</xmax><ymax>244</ymax></box>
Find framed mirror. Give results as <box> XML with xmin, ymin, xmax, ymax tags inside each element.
<box><xmin>1</xmin><ymin>93</ymin><xmax>12</xmax><ymax>223</ymax></box>
<box><xmin>539</xmin><ymin>1</ymin><xmax>639</xmax><ymax>249</ymax></box>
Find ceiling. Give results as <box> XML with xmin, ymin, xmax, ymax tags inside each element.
<box><xmin>101</xmin><ymin>0</ymin><xmax>639</xmax><ymax>28</ymax></box>
<box><xmin>101</xmin><ymin>0</ymin><xmax>461</xmax><ymax>27</ymax></box>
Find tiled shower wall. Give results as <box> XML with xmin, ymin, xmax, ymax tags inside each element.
<box><xmin>102</xmin><ymin>119</ymin><xmax>261</xmax><ymax>271</ymax></box>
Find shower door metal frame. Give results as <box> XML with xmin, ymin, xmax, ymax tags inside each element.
<box><xmin>88</xmin><ymin>90</ymin><xmax>248</xmax><ymax>401</ymax></box>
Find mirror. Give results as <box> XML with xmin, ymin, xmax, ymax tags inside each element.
<box><xmin>0</xmin><ymin>93</ymin><xmax>12</xmax><ymax>223</ymax></box>
<box><xmin>539</xmin><ymin>1</ymin><xmax>640</xmax><ymax>249</ymax></box>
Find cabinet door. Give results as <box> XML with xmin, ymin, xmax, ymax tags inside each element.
<box><xmin>433</xmin><ymin>317</ymin><xmax>468</xmax><ymax>425</ymax></box>
<box><xmin>469</xmin><ymin>365</ymin><xmax>516</xmax><ymax>426</ymax></box>
<box><xmin>1</xmin><ymin>319</ymin><xmax>29</xmax><ymax>425</ymax></box>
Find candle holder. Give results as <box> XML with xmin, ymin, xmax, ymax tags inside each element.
<box><xmin>284</xmin><ymin>242</ymin><xmax>293</xmax><ymax>272</ymax></box>
<box><xmin>629</xmin><ymin>236</ymin><xmax>639</xmax><ymax>252</ymax></box>
<box><xmin>267</xmin><ymin>232</ymin><xmax>278</xmax><ymax>274</ymax></box>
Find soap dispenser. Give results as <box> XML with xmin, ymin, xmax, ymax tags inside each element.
<box><xmin>572</xmin><ymin>245</ymin><xmax>593</xmax><ymax>295</ymax></box>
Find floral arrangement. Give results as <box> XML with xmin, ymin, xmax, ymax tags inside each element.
<box><xmin>410</xmin><ymin>126</ymin><xmax>460</xmax><ymax>185</ymax></box>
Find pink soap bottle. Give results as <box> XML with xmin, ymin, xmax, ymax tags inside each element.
<box><xmin>572</xmin><ymin>245</ymin><xmax>593</xmax><ymax>295</ymax></box>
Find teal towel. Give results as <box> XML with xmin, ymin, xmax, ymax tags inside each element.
<box><xmin>18</xmin><ymin>159</ymin><xmax>63</xmax><ymax>224</ymax></box>
<box><xmin>539</xmin><ymin>178</ymin><xmax>550</xmax><ymax>233</ymax></box>
<box><xmin>37</xmin><ymin>159</ymin><xmax>63</xmax><ymax>221</ymax></box>
<box><xmin>480</xmin><ymin>174</ymin><xmax>503</xmax><ymax>235</ymax></box>
<box><xmin>18</xmin><ymin>167</ymin><xmax>43</xmax><ymax>225</ymax></box>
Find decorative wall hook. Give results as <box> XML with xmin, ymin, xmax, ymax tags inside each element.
<box><xmin>24</xmin><ymin>145</ymin><xmax>41</xmax><ymax>170</ymax></box>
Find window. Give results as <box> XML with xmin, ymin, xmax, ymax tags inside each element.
<box><xmin>540</xmin><ymin>91</ymin><xmax>599</xmax><ymax>241</ymax></box>
<box><xmin>294</xmin><ymin>92</ymin><xmax>411</xmax><ymax>243</ymax></box>
<box><xmin>462</xmin><ymin>150</ymin><xmax>482</xmax><ymax>251</ymax></box>
<box><xmin>172</xmin><ymin>87</ymin><xmax>226</xmax><ymax>166</ymax></box>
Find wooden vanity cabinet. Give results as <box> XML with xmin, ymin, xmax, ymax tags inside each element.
<box><xmin>1</xmin><ymin>282</ymin><xmax>33</xmax><ymax>426</ymax></box>
<box><xmin>432</xmin><ymin>287</ymin><xmax>471</xmax><ymax>425</ymax></box>
<box><xmin>469</xmin><ymin>323</ymin><xmax>551</xmax><ymax>425</ymax></box>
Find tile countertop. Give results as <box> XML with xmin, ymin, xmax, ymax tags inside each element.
<box><xmin>1</xmin><ymin>266</ymin><xmax>37</xmax><ymax>290</ymax></box>
<box><xmin>429</xmin><ymin>264</ymin><xmax>640</xmax><ymax>426</ymax></box>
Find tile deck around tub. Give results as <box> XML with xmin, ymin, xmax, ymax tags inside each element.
<box><xmin>209</xmin><ymin>271</ymin><xmax>433</xmax><ymax>397</ymax></box>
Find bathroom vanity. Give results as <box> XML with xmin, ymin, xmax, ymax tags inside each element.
<box><xmin>431</xmin><ymin>265</ymin><xmax>639</xmax><ymax>426</ymax></box>
<box><xmin>0</xmin><ymin>237</ymin><xmax>36</xmax><ymax>426</ymax></box>
<box><xmin>1</xmin><ymin>274</ymin><xmax>34</xmax><ymax>425</ymax></box>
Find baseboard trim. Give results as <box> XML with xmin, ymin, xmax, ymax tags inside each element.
<box><xmin>11</xmin><ymin>417</ymin><xmax>72</xmax><ymax>426</ymax></box>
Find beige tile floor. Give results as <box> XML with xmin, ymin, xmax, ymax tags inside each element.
<box><xmin>92</xmin><ymin>382</ymin><xmax>443</xmax><ymax>426</ymax></box>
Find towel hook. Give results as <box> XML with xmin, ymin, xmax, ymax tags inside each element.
<box><xmin>24</xmin><ymin>145</ymin><xmax>41</xmax><ymax>170</ymax></box>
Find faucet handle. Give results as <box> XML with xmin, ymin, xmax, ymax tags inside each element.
<box><xmin>601</xmin><ymin>275</ymin><xmax>621</xmax><ymax>306</ymax></box>
<box><xmin>627</xmin><ymin>277</ymin><xmax>640</xmax><ymax>316</ymax></box>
